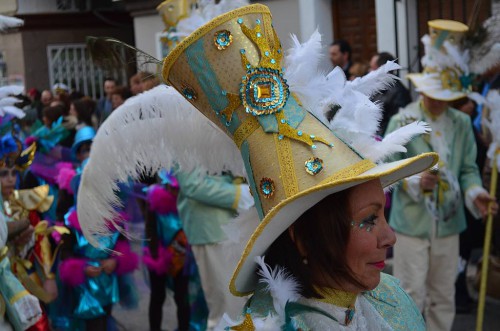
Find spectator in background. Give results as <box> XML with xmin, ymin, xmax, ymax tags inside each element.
<box><xmin>140</xmin><ymin>72</ymin><xmax>161</xmax><ymax>92</ymax></box>
<box><xmin>51</xmin><ymin>92</ymin><xmax>71</xmax><ymax>115</ymax></box>
<box><xmin>329</xmin><ymin>39</ymin><xmax>352</xmax><ymax>77</ymax></box>
<box><xmin>42</xmin><ymin>105</ymin><xmax>65</xmax><ymax>128</ymax></box>
<box><xmin>370</xmin><ymin>52</ymin><xmax>411</xmax><ymax>135</ymax></box>
<box><xmin>69</xmin><ymin>98</ymin><xmax>97</xmax><ymax>130</ymax></box>
<box><xmin>96</xmin><ymin>78</ymin><xmax>116</xmax><ymax>125</ymax></box>
<box><xmin>348</xmin><ymin>62</ymin><xmax>369</xmax><ymax>80</ymax></box>
<box><xmin>129</xmin><ymin>72</ymin><xmax>144</xmax><ymax>96</ymax></box>
<box><xmin>39</xmin><ymin>90</ymin><xmax>53</xmax><ymax>119</ymax></box>
<box><xmin>111</xmin><ymin>86</ymin><xmax>131</xmax><ymax>111</ymax></box>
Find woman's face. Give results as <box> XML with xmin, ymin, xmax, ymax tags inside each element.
<box><xmin>69</xmin><ymin>103</ymin><xmax>78</xmax><ymax>118</ymax></box>
<box><xmin>344</xmin><ymin>179</ymin><xmax>396</xmax><ymax>291</ymax></box>
<box><xmin>0</xmin><ymin>167</ymin><xmax>18</xmax><ymax>199</ymax></box>
<box><xmin>111</xmin><ymin>94</ymin><xmax>124</xmax><ymax>110</ymax></box>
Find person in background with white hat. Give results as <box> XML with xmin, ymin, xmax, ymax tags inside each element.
<box><xmin>386</xmin><ymin>19</ymin><xmax>499</xmax><ymax>331</ymax></box>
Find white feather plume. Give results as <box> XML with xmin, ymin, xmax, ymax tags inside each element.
<box><xmin>282</xmin><ymin>31</ymin><xmax>426</xmax><ymax>162</ymax></box>
<box><xmin>0</xmin><ymin>85</ymin><xmax>24</xmax><ymax>99</ymax></box>
<box><xmin>77</xmin><ymin>85</ymin><xmax>246</xmax><ymax>246</ymax></box>
<box><xmin>364</xmin><ymin>121</ymin><xmax>431</xmax><ymax>162</ymax></box>
<box><xmin>443</xmin><ymin>41</ymin><xmax>470</xmax><ymax>74</ymax></box>
<box><xmin>255</xmin><ymin>255</ymin><xmax>300</xmax><ymax>320</ymax></box>
<box><xmin>0</xmin><ymin>88</ymin><xmax>25</xmax><ymax>119</ymax></box>
<box><xmin>283</xmin><ymin>30</ymin><xmax>330</xmax><ymax>123</ymax></box>
<box><xmin>0</xmin><ymin>15</ymin><xmax>23</xmax><ymax>31</ymax></box>
<box><xmin>0</xmin><ymin>96</ymin><xmax>21</xmax><ymax>108</ymax></box>
<box><xmin>469</xmin><ymin>15</ymin><xmax>500</xmax><ymax>74</ymax></box>
<box><xmin>421</xmin><ymin>35</ymin><xmax>451</xmax><ymax>70</ymax></box>
<box><xmin>0</xmin><ymin>106</ymin><xmax>25</xmax><ymax>119</ymax></box>
<box><xmin>347</xmin><ymin>60</ymin><xmax>402</xmax><ymax>97</ymax></box>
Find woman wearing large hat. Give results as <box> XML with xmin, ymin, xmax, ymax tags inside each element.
<box><xmin>77</xmin><ymin>4</ymin><xmax>442</xmax><ymax>330</ymax></box>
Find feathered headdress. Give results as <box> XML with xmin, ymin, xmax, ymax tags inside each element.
<box><xmin>78</xmin><ymin>5</ymin><xmax>436</xmax><ymax>300</ymax></box>
<box><xmin>465</xmin><ymin>15</ymin><xmax>500</xmax><ymax>75</ymax></box>
<box><xmin>0</xmin><ymin>85</ymin><xmax>26</xmax><ymax>119</ymax></box>
<box><xmin>0</xmin><ymin>15</ymin><xmax>23</xmax><ymax>31</ymax></box>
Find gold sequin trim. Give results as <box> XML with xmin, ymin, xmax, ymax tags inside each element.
<box><xmin>233</xmin><ymin>116</ymin><xmax>260</xmax><ymax>149</ymax></box>
<box><xmin>274</xmin><ymin>134</ymin><xmax>298</xmax><ymax>198</ymax></box>
<box><xmin>162</xmin><ymin>4</ymin><xmax>270</xmax><ymax>81</ymax></box>
<box><xmin>320</xmin><ymin>159</ymin><xmax>376</xmax><ymax>185</ymax></box>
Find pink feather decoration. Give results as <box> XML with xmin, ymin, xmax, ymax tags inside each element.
<box><xmin>57</xmin><ymin>167</ymin><xmax>76</xmax><ymax>193</ymax></box>
<box><xmin>59</xmin><ymin>258</ymin><xmax>88</xmax><ymax>287</ymax></box>
<box><xmin>25</xmin><ymin>136</ymin><xmax>37</xmax><ymax>147</ymax></box>
<box><xmin>113</xmin><ymin>239</ymin><xmax>139</xmax><ymax>275</ymax></box>
<box><xmin>142</xmin><ymin>246</ymin><xmax>173</xmax><ymax>276</ymax></box>
<box><xmin>67</xmin><ymin>210</ymin><xmax>82</xmax><ymax>232</ymax></box>
<box><xmin>147</xmin><ymin>184</ymin><xmax>177</xmax><ymax>215</ymax></box>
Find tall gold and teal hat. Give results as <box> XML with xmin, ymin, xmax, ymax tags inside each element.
<box><xmin>408</xmin><ymin>19</ymin><xmax>472</xmax><ymax>101</ymax></box>
<box><xmin>159</xmin><ymin>4</ymin><xmax>438</xmax><ymax>295</ymax></box>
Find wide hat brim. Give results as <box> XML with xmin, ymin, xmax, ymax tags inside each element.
<box><xmin>230</xmin><ymin>152</ymin><xmax>438</xmax><ymax>296</ymax></box>
<box><xmin>408</xmin><ymin>73</ymin><xmax>467</xmax><ymax>102</ymax></box>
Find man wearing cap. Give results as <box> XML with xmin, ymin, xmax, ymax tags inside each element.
<box><xmin>386</xmin><ymin>20</ymin><xmax>499</xmax><ymax>331</ymax></box>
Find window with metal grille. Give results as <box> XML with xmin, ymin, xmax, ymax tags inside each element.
<box><xmin>47</xmin><ymin>43</ymin><xmax>127</xmax><ymax>99</ymax></box>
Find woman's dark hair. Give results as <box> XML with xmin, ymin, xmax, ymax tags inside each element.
<box><xmin>42</xmin><ymin>105</ymin><xmax>65</xmax><ymax>126</ymax></box>
<box><xmin>264</xmin><ymin>187</ymin><xmax>365</xmax><ymax>298</ymax></box>
<box><xmin>72</xmin><ymin>98</ymin><xmax>95</xmax><ymax>126</ymax></box>
<box><xmin>111</xmin><ymin>86</ymin><xmax>131</xmax><ymax>101</ymax></box>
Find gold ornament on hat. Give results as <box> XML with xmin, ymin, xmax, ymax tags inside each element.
<box><xmin>214</xmin><ymin>30</ymin><xmax>233</xmax><ymax>50</ymax></box>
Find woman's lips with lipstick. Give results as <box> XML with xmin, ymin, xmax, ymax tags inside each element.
<box><xmin>370</xmin><ymin>261</ymin><xmax>386</xmax><ymax>270</ymax></box>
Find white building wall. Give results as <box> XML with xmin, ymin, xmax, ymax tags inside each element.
<box><xmin>375</xmin><ymin>0</ymin><xmax>418</xmax><ymax>85</ymax></box>
<box><xmin>133</xmin><ymin>14</ymin><xmax>165</xmax><ymax>61</ymax></box>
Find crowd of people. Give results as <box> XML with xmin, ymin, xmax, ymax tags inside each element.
<box><xmin>0</xmin><ymin>2</ymin><xmax>499</xmax><ymax>331</ymax></box>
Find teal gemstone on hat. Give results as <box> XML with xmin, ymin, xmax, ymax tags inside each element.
<box><xmin>222</xmin><ymin>90</ymin><xmax>227</xmax><ymax>96</ymax></box>
<box><xmin>264</xmin><ymin>51</ymin><xmax>270</xmax><ymax>57</ymax></box>
<box><xmin>280</xmin><ymin>119</ymin><xmax>286</xmax><ymax>124</ymax></box>
<box><xmin>240</xmin><ymin>49</ymin><xmax>246</xmax><ymax>54</ymax></box>
<box><xmin>270</xmin><ymin>59</ymin><xmax>276</xmax><ymax>64</ymax></box>
<box><xmin>278</xmin><ymin>135</ymin><xmax>284</xmax><ymax>140</ymax></box>
<box><xmin>256</xmin><ymin>32</ymin><xmax>262</xmax><ymax>38</ymax></box>
<box><xmin>182</xmin><ymin>87</ymin><xmax>196</xmax><ymax>100</ymax></box>
<box><xmin>311</xmin><ymin>145</ymin><xmax>317</xmax><ymax>149</ymax></box>
<box><xmin>215</xmin><ymin>30</ymin><xmax>232</xmax><ymax>50</ymax></box>
<box><xmin>237</xmin><ymin>18</ymin><xmax>243</xmax><ymax>24</ymax></box>
<box><xmin>329</xmin><ymin>143</ymin><xmax>334</xmax><ymax>147</ymax></box>
<box><xmin>256</xmin><ymin>19</ymin><xmax>261</xmax><ymax>24</ymax></box>
<box><xmin>305</xmin><ymin>157</ymin><xmax>324</xmax><ymax>175</ymax></box>
<box><xmin>310</xmin><ymin>134</ymin><xmax>315</xmax><ymax>139</ymax></box>
<box><xmin>297</xmin><ymin>131</ymin><xmax>303</xmax><ymax>136</ymax></box>
<box><xmin>260</xmin><ymin>178</ymin><xmax>275</xmax><ymax>198</ymax></box>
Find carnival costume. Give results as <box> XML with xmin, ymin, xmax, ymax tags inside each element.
<box><xmin>387</xmin><ymin>19</ymin><xmax>499</xmax><ymax>331</ymax></box>
<box><xmin>74</xmin><ymin>3</ymin><xmax>441</xmax><ymax>330</ymax></box>
<box><xmin>0</xmin><ymin>134</ymin><xmax>45</xmax><ymax>330</ymax></box>
<box><xmin>142</xmin><ymin>173</ymin><xmax>192</xmax><ymax>331</ymax></box>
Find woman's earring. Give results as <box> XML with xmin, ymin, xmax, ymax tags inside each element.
<box><xmin>302</xmin><ymin>256</ymin><xmax>308</xmax><ymax>265</ymax></box>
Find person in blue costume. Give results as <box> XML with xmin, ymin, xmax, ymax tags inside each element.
<box><xmin>56</xmin><ymin>125</ymin><xmax>139</xmax><ymax>331</ymax></box>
